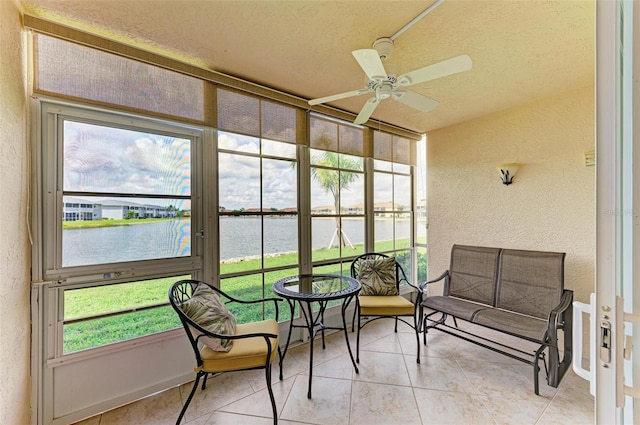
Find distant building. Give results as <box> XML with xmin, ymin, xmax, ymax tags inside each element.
<box><xmin>242</xmin><ymin>208</ymin><xmax>273</xmax><ymax>213</ymax></box>
<box><xmin>63</xmin><ymin>200</ymin><xmax>102</xmax><ymax>221</ymax></box>
<box><xmin>279</xmin><ymin>207</ymin><xmax>298</xmax><ymax>213</ymax></box>
<box><xmin>373</xmin><ymin>202</ymin><xmax>394</xmax><ymax>217</ymax></box>
<box><xmin>417</xmin><ymin>199</ymin><xmax>427</xmax><ymax>219</ymax></box>
<box><xmin>343</xmin><ymin>203</ymin><xmax>364</xmax><ymax>214</ymax></box>
<box><xmin>62</xmin><ymin>197</ymin><xmax>177</xmax><ymax>221</ymax></box>
<box><xmin>311</xmin><ymin>205</ymin><xmax>335</xmax><ymax>215</ymax></box>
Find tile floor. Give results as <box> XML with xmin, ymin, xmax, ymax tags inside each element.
<box><xmin>73</xmin><ymin>319</ymin><xmax>594</xmax><ymax>425</ymax></box>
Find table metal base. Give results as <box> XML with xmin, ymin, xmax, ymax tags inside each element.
<box><xmin>279</xmin><ymin>295</ymin><xmax>359</xmax><ymax>398</ymax></box>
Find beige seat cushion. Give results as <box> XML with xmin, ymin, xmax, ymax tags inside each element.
<box><xmin>199</xmin><ymin>319</ymin><xmax>279</xmax><ymax>373</ymax></box>
<box><xmin>359</xmin><ymin>295</ymin><xmax>414</xmax><ymax>316</ymax></box>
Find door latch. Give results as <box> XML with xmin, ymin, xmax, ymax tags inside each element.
<box><xmin>600</xmin><ymin>320</ymin><xmax>611</xmax><ymax>364</ymax></box>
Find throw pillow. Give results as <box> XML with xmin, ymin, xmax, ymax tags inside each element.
<box><xmin>180</xmin><ymin>284</ymin><xmax>236</xmax><ymax>352</ymax></box>
<box><xmin>358</xmin><ymin>257</ymin><xmax>398</xmax><ymax>296</ymax></box>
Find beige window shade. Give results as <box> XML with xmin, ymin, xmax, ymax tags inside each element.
<box><xmin>217</xmin><ymin>89</ymin><xmax>260</xmax><ymax>137</ymax></box>
<box><xmin>393</xmin><ymin>137</ymin><xmax>412</xmax><ymax>165</ymax></box>
<box><xmin>339</xmin><ymin>125</ymin><xmax>365</xmax><ymax>157</ymax></box>
<box><xmin>217</xmin><ymin>88</ymin><xmax>297</xmax><ymax>144</ymax></box>
<box><xmin>373</xmin><ymin>131</ymin><xmax>393</xmax><ymax>162</ymax></box>
<box><xmin>34</xmin><ymin>34</ymin><xmax>206</xmax><ymax>123</ymax></box>
<box><xmin>261</xmin><ymin>100</ymin><xmax>297</xmax><ymax>144</ymax></box>
<box><xmin>310</xmin><ymin>116</ymin><xmax>364</xmax><ymax>157</ymax></box>
<box><xmin>374</xmin><ymin>130</ymin><xmax>413</xmax><ymax>165</ymax></box>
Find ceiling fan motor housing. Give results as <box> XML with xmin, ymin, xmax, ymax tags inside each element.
<box><xmin>376</xmin><ymin>81</ymin><xmax>393</xmax><ymax>99</ymax></box>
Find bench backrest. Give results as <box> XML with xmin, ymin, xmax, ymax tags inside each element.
<box><xmin>495</xmin><ymin>249</ymin><xmax>565</xmax><ymax>319</ymax></box>
<box><xmin>447</xmin><ymin>245</ymin><xmax>501</xmax><ymax>305</ymax></box>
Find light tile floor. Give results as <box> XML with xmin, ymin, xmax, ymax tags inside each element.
<box><xmin>73</xmin><ymin>319</ymin><xmax>593</xmax><ymax>425</ymax></box>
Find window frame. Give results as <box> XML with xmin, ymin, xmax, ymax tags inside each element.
<box><xmin>214</xmin><ymin>91</ymin><xmax>302</xmax><ymax>323</ymax></box>
<box><xmin>36</xmin><ymin>99</ymin><xmax>204</xmax><ymax>356</ymax></box>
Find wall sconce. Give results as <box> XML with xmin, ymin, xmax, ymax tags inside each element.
<box><xmin>496</xmin><ymin>163</ymin><xmax>519</xmax><ymax>185</ymax></box>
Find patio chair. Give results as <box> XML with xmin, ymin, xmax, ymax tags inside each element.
<box><xmin>350</xmin><ymin>253</ymin><xmax>421</xmax><ymax>364</ymax></box>
<box><xmin>169</xmin><ymin>279</ymin><xmax>282</xmax><ymax>425</ymax></box>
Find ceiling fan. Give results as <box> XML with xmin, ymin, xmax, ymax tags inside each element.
<box><xmin>308</xmin><ymin>37</ymin><xmax>472</xmax><ymax>125</ymax></box>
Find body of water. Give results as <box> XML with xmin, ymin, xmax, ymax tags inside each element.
<box><xmin>63</xmin><ymin>217</ymin><xmax>407</xmax><ymax>267</ymax></box>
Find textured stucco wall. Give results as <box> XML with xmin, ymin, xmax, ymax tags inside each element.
<box><xmin>426</xmin><ymin>86</ymin><xmax>595</xmax><ymax>304</ymax></box>
<box><xmin>0</xmin><ymin>1</ymin><xmax>31</xmax><ymax>424</ymax></box>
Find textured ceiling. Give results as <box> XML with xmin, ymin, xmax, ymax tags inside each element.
<box><xmin>19</xmin><ymin>0</ymin><xmax>595</xmax><ymax>134</ymax></box>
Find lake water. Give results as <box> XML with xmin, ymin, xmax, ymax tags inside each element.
<box><xmin>62</xmin><ymin>217</ymin><xmax>406</xmax><ymax>267</ymax></box>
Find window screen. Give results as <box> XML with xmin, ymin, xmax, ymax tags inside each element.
<box><xmin>34</xmin><ymin>34</ymin><xmax>205</xmax><ymax>123</ymax></box>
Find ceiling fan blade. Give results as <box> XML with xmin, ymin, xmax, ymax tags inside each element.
<box><xmin>352</xmin><ymin>49</ymin><xmax>387</xmax><ymax>81</ymax></box>
<box><xmin>398</xmin><ymin>54</ymin><xmax>472</xmax><ymax>87</ymax></box>
<box><xmin>353</xmin><ymin>97</ymin><xmax>379</xmax><ymax>125</ymax></box>
<box><xmin>393</xmin><ymin>90</ymin><xmax>439</xmax><ymax>112</ymax></box>
<box><xmin>308</xmin><ymin>89</ymin><xmax>367</xmax><ymax>105</ymax></box>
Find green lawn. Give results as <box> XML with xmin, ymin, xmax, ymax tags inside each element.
<box><xmin>62</xmin><ymin>217</ymin><xmax>176</xmax><ymax>229</ymax></box>
<box><xmin>63</xmin><ymin>241</ymin><xmax>426</xmax><ymax>353</ymax></box>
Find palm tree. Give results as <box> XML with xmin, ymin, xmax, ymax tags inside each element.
<box><xmin>310</xmin><ymin>149</ymin><xmax>361</xmax><ymax>248</ymax></box>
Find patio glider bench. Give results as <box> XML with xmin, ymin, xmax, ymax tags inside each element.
<box><xmin>418</xmin><ymin>245</ymin><xmax>573</xmax><ymax>395</ymax></box>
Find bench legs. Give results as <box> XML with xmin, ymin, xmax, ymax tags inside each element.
<box><xmin>421</xmin><ymin>311</ymin><xmax>571</xmax><ymax>396</ymax></box>
<box><xmin>420</xmin><ymin>311</ymin><xmax>451</xmax><ymax>345</ymax></box>
<box><xmin>533</xmin><ymin>345</ymin><xmax>547</xmax><ymax>395</ymax></box>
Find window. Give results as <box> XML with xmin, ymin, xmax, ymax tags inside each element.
<box><xmin>309</xmin><ymin>116</ymin><xmax>365</xmax><ymax>276</ymax></box>
<box><xmin>60</xmin><ymin>120</ymin><xmax>192</xmax><ymax>267</ymax></box>
<box><xmin>217</xmin><ymin>90</ymin><xmax>299</xmax><ymax>322</ymax></box>
<box><xmin>416</xmin><ymin>136</ymin><xmax>428</xmax><ymax>283</ymax></box>
<box><xmin>372</xmin><ymin>131</ymin><xmax>415</xmax><ymax>277</ymax></box>
<box><xmin>39</xmin><ymin>103</ymin><xmax>202</xmax><ymax>353</ymax></box>
<box><xmin>62</xmin><ymin>276</ymin><xmax>188</xmax><ymax>353</ymax></box>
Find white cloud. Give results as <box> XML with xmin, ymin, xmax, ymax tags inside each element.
<box><xmin>64</xmin><ymin>121</ymin><xmax>190</xmax><ymax>196</ymax></box>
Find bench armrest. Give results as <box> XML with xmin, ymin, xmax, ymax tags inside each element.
<box><xmin>546</xmin><ymin>289</ymin><xmax>573</xmax><ymax>387</ymax></box>
<box><xmin>418</xmin><ymin>270</ymin><xmax>449</xmax><ymax>291</ymax></box>
<box><xmin>547</xmin><ymin>289</ymin><xmax>573</xmax><ymax>340</ymax></box>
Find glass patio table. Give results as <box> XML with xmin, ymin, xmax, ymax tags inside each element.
<box><xmin>272</xmin><ymin>273</ymin><xmax>361</xmax><ymax>398</ymax></box>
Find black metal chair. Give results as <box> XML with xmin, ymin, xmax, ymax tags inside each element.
<box><xmin>350</xmin><ymin>253</ymin><xmax>422</xmax><ymax>364</ymax></box>
<box><xmin>169</xmin><ymin>279</ymin><xmax>282</xmax><ymax>425</ymax></box>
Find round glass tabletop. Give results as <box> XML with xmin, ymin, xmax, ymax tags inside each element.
<box><xmin>272</xmin><ymin>274</ymin><xmax>360</xmax><ymax>301</ymax></box>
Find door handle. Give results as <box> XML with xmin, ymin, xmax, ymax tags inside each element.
<box><xmin>572</xmin><ymin>293</ymin><xmax>596</xmax><ymax>396</ymax></box>
<box><xmin>621</xmin><ymin>305</ymin><xmax>640</xmax><ymax>400</ymax></box>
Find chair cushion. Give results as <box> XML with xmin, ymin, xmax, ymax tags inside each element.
<box><xmin>200</xmin><ymin>319</ymin><xmax>279</xmax><ymax>372</ymax></box>
<box><xmin>358</xmin><ymin>256</ymin><xmax>398</xmax><ymax>296</ymax></box>
<box><xmin>358</xmin><ymin>295</ymin><xmax>414</xmax><ymax>316</ymax></box>
<box><xmin>181</xmin><ymin>285</ymin><xmax>236</xmax><ymax>352</ymax></box>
